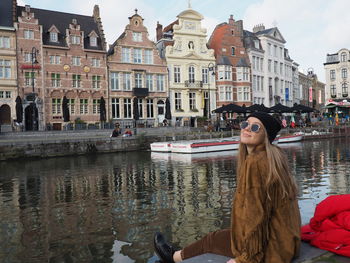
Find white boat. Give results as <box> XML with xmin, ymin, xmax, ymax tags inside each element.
<box><xmin>170</xmin><ymin>137</ymin><xmax>240</xmax><ymax>154</ymax></box>
<box><xmin>150</xmin><ymin>141</ymin><xmax>172</xmax><ymax>152</ymax></box>
<box><xmin>278</xmin><ymin>133</ymin><xmax>304</xmax><ymax>143</ymax></box>
<box><xmin>150</xmin><ymin>137</ymin><xmax>240</xmax><ymax>154</ymax></box>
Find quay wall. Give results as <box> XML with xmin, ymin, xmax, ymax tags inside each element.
<box><xmin>1</xmin><ymin>126</ymin><xmax>349</xmax><ymax>161</ymax></box>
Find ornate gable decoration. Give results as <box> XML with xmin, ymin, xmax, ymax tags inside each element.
<box><xmin>48</xmin><ymin>25</ymin><xmax>60</xmax><ymax>34</ymax></box>
<box><xmin>269</xmin><ymin>28</ymin><xmax>286</xmax><ymax>43</ymax></box>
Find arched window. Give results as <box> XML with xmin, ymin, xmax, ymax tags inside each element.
<box><xmin>231</xmin><ymin>47</ymin><xmax>235</xmax><ymax>56</ymax></box>
<box><xmin>342</xmin><ymin>68</ymin><xmax>348</xmax><ymax>79</ymax></box>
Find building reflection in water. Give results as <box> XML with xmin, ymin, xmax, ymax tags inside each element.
<box><xmin>0</xmin><ymin>139</ymin><xmax>350</xmax><ymax>262</ymax></box>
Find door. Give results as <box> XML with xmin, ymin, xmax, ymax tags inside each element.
<box><xmin>0</xmin><ymin>104</ymin><xmax>11</xmax><ymax>124</ymax></box>
<box><xmin>25</xmin><ymin>103</ymin><xmax>38</xmax><ymax>131</ymax></box>
<box><xmin>157</xmin><ymin>100</ymin><xmax>165</xmax><ymax>124</ymax></box>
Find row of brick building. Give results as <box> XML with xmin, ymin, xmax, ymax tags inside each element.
<box><xmin>0</xmin><ymin>0</ymin><xmax>324</xmax><ymax>131</ymax></box>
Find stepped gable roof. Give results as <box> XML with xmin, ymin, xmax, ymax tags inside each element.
<box><xmin>217</xmin><ymin>56</ymin><xmax>232</xmax><ymax>66</ymax></box>
<box><xmin>17</xmin><ymin>6</ymin><xmax>104</xmax><ymax>50</ymax></box>
<box><xmin>0</xmin><ymin>0</ymin><xmax>14</xmax><ymax>27</ymax></box>
<box><xmin>236</xmin><ymin>58</ymin><xmax>249</xmax><ymax>67</ymax></box>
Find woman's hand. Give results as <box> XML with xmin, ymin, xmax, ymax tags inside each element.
<box><xmin>226</xmin><ymin>259</ymin><xmax>236</xmax><ymax>263</ymax></box>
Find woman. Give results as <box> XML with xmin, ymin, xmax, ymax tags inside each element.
<box><xmin>154</xmin><ymin>112</ymin><xmax>301</xmax><ymax>263</ymax></box>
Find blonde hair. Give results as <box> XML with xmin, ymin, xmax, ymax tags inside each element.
<box><xmin>237</xmin><ymin>126</ymin><xmax>298</xmax><ymax>200</ymax></box>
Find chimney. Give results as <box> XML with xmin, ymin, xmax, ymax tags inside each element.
<box><xmin>25</xmin><ymin>5</ymin><xmax>30</xmax><ymax>13</ymax></box>
<box><xmin>156</xmin><ymin>21</ymin><xmax>163</xmax><ymax>41</ymax></box>
<box><xmin>236</xmin><ymin>20</ymin><xmax>243</xmax><ymax>38</ymax></box>
<box><xmin>12</xmin><ymin>0</ymin><xmax>17</xmax><ymax>24</ymax></box>
<box><xmin>228</xmin><ymin>14</ymin><xmax>234</xmax><ymax>25</ymax></box>
<box><xmin>93</xmin><ymin>5</ymin><xmax>100</xmax><ymax>19</ymax></box>
<box><xmin>252</xmin><ymin>24</ymin><xmax>265</xmax><ymax>33</ymax></box>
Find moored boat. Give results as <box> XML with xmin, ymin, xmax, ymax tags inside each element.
<box><xmin>150</xmin><ymin>142</ymin><xmax>172</xmax><ymax>152</ymax></box>
<box><xmin>278</xmin><ymin>133</ymin><xmax>304</xmax><ymax>143</ymax></box>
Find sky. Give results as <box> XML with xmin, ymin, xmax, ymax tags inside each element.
<box><xmin>18</xmin><ymin>0</ymin><xmax>350</xmax><ymax>83</ymax></box>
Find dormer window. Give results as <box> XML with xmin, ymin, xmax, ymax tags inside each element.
<box><xmin>341</xmin><ymin>52</ymin><xmax>347</xmax><ymax>62</ymax></box>
<box><xmin>71</xmin><ymin>35</ymin><xmax>80</xmax><ymax>45</ymax></box>
<box><xmin>90</xmin><ymin>36</ymin><xmax>97</xmax><ymax>47</ymax></box>
<box><xmin>50</xmin><ymin>32</ymin><xmax>58</xmax><ymax>42</ymax></box>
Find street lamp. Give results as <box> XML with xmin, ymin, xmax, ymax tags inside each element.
<box><xmin>208</xmin><ymin>62</ymin><xmax>215</xmax><ymax>119</ymax></box>
<box><xmin>31</xmin><ymin>47</ymin><xmax>39</xmax><ymax>130</ymax></box>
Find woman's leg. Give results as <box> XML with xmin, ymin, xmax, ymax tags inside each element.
<box><xmin>179</xmin><ymin>229</ymin><xmax>233</xmax><ymax>261</ymax></box>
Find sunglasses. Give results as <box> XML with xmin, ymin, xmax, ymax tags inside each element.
<box><xmin>239</xmin><ymin>121</ymin><xmax>261</xmax><ymax>133</ymax></box>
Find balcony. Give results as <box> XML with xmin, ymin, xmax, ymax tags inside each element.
<box><xmin>132</xmin><ymin>88</ymin><xmax>149</xmax><ymax>97</ymax></box>
<box><xmin>185</xmin><ymin>80</ymin><xmax>203</xmax><ymax>88</ymax></box>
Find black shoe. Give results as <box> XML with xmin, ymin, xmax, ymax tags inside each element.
<box><xmin>154</xmin><ymin>232</ymin><xmax>175</xmax><ymax>263</ymax></box>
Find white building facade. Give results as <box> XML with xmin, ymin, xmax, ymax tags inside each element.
<box><xmin>157</xmin><ymin>7</ymin><xmax>216</xmax><ymax>126</ymax></box>
<box><xmin>244</xmin><ymin>25</ymin><xmax>298</xmax><ymax>107</ymax></box>
<box><xmin>324</xmin><ymin>48</ymin><xmax>350</xmax><ymax>106</ymax></box>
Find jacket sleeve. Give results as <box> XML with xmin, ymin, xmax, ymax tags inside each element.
<box><xmin>233</xmin><ymin>160</ymin><xmax>272</xmax><ymax>263</ymax></box>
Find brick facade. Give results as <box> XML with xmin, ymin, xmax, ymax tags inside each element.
<box><xmin>208</xmin><ymin>15</ymin><xmax>252</xmax><ymax>111</ymax></box>
<box><xmin>15</xmin><ymin>5</ymin><xmax>107</xmax><ymax>131</ymax></box>
<box><xmin>107</xmin><ymin>10</ymin><xmax>168</xmax><ymax>127</ymax></box>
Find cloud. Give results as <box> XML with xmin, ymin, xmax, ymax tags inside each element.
<box><xmin>243</xmin><ymin>0</ymin><xmax>350</xmax><ymax>82</ymax></box>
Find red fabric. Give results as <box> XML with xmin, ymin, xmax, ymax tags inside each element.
<box><xmin>301</xmin><ymin>194</ymin><xmax>350</xmax><ymax>257</ymax></box>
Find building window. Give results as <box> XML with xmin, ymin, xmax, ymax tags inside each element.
<box><xmin>243</xmin><ymin>68</ymin><xmax>249</xmax><ymax>81</ymax></box>
<box><xmin>133</xmin><ymin>48</ymin><xmax>142</xmax><ymax>63</ymax></box>
<box><xmin>135</xmin><ymin>73</ymin><xmax>142</xmax><ymax>88</ymax></box>
<box><xmin>341</xmin><ymin>52</ymin><xmax>347</xmax><ymax>62</ymax></box>
<box><xmin>280</xmin><ymin>63</ymin><xmax>283</xmax><ymax>75</ymax></box>
<box><xmin>24</xmin><ymin>30</ymin><xmax>34</xmax><ymax>39</ymax></box>
<box><xmin>51</xmin><ymin>73</ymin><xmax>61</xmax><ymax>87</ymax></box>
<box><xmin>146</xmin><ymin>74</ymin><xmax>153</xmax><ymax>91</ymax></box>
<box><xmin>72</xmin><ymin>56</ymin><xmax>81</xmax><ymax>66</ymax></box>
<box><xmin>0</xmin><ymin>91</ymin><xmax>11</xmax><ymax>98</ymax></box>
<box><xmin>50</xmin><ymin>32</ymin><xmax>58</xmax><ymax>42</ymax></box>
<box><xmin>175</xmin><ymin>92</ymin><xmax>182</xmax><ymax>110</ymax></box>
<box><xmin>111</xmin><ymin>98</ymin><xmax>120</xmax><ymax>119</ymax></box>
<box><xmin>25</xmin><ymin>72</ymin><xmax>35</xmax><ymax>86</ymax></box>
<box><xmin>268</xmin><ymin>43</ymin><xmax>272</xmax><ymax>55</ymax></box>
<box><xmin>219</xmin><ymin>86</ymin><xmax>232</xmax><ymax>101</ymax></box>
<box><xmin>0</xmin><ymin>60</ymin><xmax>11</xmax><ymax>79</ymax></box>
<box><xmin>137</xmin><ymin>98</ymin><xmax>143</xmax><ymax>118</ymax></box>
<box><xmin>268</xmin><ymin>60</ymin><xmax>272</xmax><ymax>72</ymax></box>
<box><xmin>330</xmin><ymin>85</ymin><xmax>336</xmax><ymax>97</ymax></box>
<box><xmin>144</xmin><ymin>49</ymin><xmax>153</xmax><ymax>64</ymax></box>
<box><xmin>342</xmin><ymin>68</ymin><xmax>347</xmax><ymax>79</ymax></box>
<box><xmin>70</xmin><ymin>35</ymin><xmax>81</xmax><ymax>45</ymax></box>
<box><xmin>147</xmin><ymin>99</ymin><xmax>154</xmax><ymax>118</ymax></box>
<box><xmin>342</xmin><ymin>83</ymin><xmax>348</xmax><ymax>96</ymax></box>
<box><xmin>237</xmin><ymin>87</ymin><xmax>250</xmax><ymax>101</ymax></box>
<box><xmin>123</xmin><ymin>73</ymin><xmax>131</xmax><ymax>90</ymax></box>
<box><xmin>24</xmin><ymin>52</ymin><xmax>33</xmax><ymax>63</ymax></box>
<box><xmin>231</xmin><ymin>47</ymin><xmax>235</xmax><ymax>56</ymax></box>
<box><xmin>174</xmin><ymin>66</ymin><xmax>181</xmax><ymax>83</ymax></box>
<box><xmin>68</xmin><ymin>99</ymin><xmax>75</xmax><ymax>114</ymax></box>
<box><xmin>189</xmin><ymin>92</ymin><xmax>196</xmax><ymax>110</ymax></box>
<box><xmin>189</xmin><ymin>66</ymin><xmax>195</xmax><ymax>83</ymax></box>
<box><xmin>218</xmin><ymin>65</ymin><xmax>231</xmax><ymax>80</ymax></box>
<box><xmin>52</xmin><ymin>98</ymin><xmax>61</xmax><ymax>115</ymax></box>
<box><xmin>330</xmin><ymin>70</ymin><xmax>336</xmax><ymax>81</ymax></box>
<box><xmin>0</xmin><ymin>36</ymin><xmax>10</xmax><ymax>48</ymax></box>
<box><xmin>90</xmin><ymin>37</ymin><xmax>97</xmax><ymax>47</ymax></box>
<box><xmin>274</xmin><ymin>61</ymin><xmax>278</xmax><ymax>74</ymax></box>
<box><xmin>132</xmin><ymin>32</ymin><xmax>142</xmax><ymax>42</ymax></box>
<box><xmin>72</xmin><ymin>74</ymin><xmax>81</xmax><ymax>88</ymax></box>
<box><xmin>49</xmin><ymin>55</ymin><xmax>60</xmax><ymax>64</ymax></box>
<box><xmin>156</xmin><ymin>75</ymin><xmax>164</xmax><ymax>91</ymax></box>
<box><xmin>110</xmin><ymin>72</ymin><xmax>119</xmax><ymax>90</ymax></box>
<box><xmin>92</xmin><ymin>75</ymin><xmax>101</xmax><ymax>89</ymax></box>
<box><xmin>93</xmin><ymin>99</ymin><xmax>100</xmax><ymax>114</ymax></box>
<box><xmin>202</xmin><ymin>68</ymin><xmax>208</xmax><ymax>84</ymax></box>
<box><xmin>91</xmin><ymin>58</ymin><xmax>100</xmax><ymax>67</ymax></box>
<box><xmin>80</xmin><ymin>99</ymin><xmax>88</xmax><ymax>114</ymax></box>
<box><xmin>274</xmin><ymin>45</ymin><xmax>277</xmax><ymax>57</ymax></box>
<box><xmin>124</xmin><ymin>98</ymin><xmax>132</xmax><ymax>118</ymax></box>
<box><xmin>122</xmin><ymin>47</ymin><xmax>131</xmax><ymax>63</ymax></box>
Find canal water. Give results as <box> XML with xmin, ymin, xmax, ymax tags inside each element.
<box><xmin>1</xmin><ymin>138</ymin><xmax>350</xmax><ymax>263</ymax></box>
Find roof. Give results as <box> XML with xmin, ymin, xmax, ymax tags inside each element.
<box><xmin>17</xmin><ymin>6</ymin><xmax>104</xmax><ymax>50</ymax></box>
<box><xmin>107</xmin><ymin>32</ymin><xmax>125</xmax><ymax>55</ymax></box>
<box><xmin>0</xmin><ymin>0</ymin><xmax>14</xmax><ymax>27</ymax></box>
<box><xmin>217</xmin><ymin>56</ymin><xmax>232</xmax><ymax>66</ymax></box>
<box><xmin>243</xmin><ymin>30</ymin><xmax>263</xmax><ymax>51</ymax></box>
<box><xmin>236</xmin><ymin>58</ymin><xmax>249</xmax><ymax>67</ymax></box>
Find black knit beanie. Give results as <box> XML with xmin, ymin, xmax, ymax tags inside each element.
<box><xmin>246</xmin><ymin>112</ymin><xmax>281</xmax><ymax>143</ymax></box>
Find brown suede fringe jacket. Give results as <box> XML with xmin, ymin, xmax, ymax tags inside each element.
<box><xmin>230</xmin><ymin>145</ymin><xmax>301</xmax><ymax>263</ymax></box>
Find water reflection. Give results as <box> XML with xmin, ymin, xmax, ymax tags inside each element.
<box><xmin>0</xmin><ymin>138</ymin><xmax>350</xmax><ymax>262</ymax></box>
